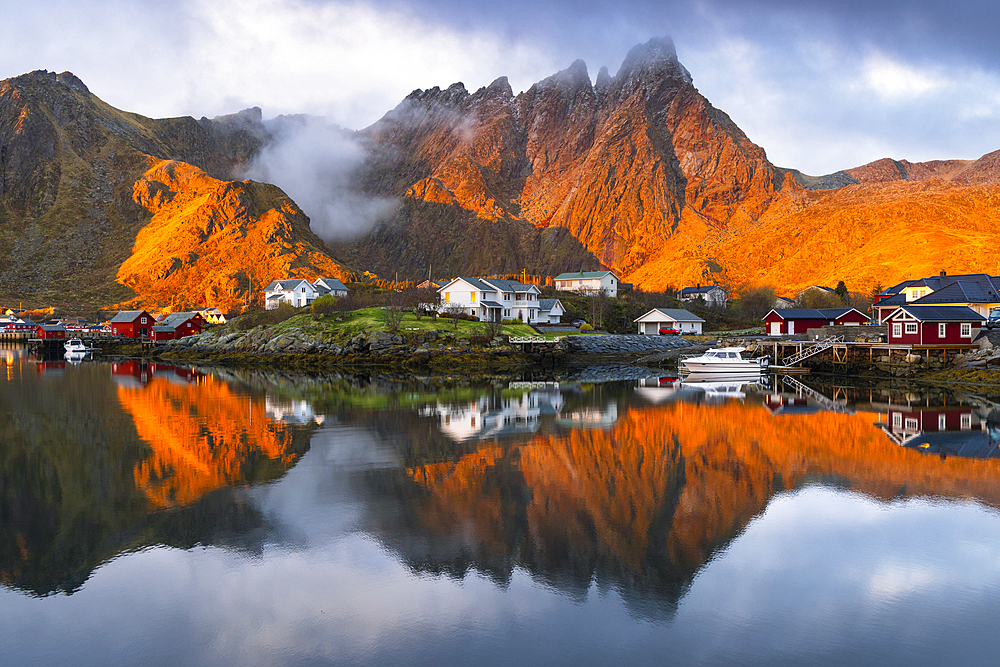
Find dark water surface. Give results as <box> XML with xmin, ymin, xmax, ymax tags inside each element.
<box><xmin>3</xmin><ymin>348</ymin><xmax>1000</xmax><ymax>666</ymax></box>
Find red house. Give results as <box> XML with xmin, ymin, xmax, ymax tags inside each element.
<box><xmin>110</xmin><ymin>310</ymin><xmax>155</xmax><ymax>338</ymax></box>
<box><xmin>763</xmin><ymin>308</ymin><xmax>869</xmax><ymax>336</ymax></box>
<box><xmin>885</xmin><ymin>306</ymin><xmax>984</xmax><ymax>345</ymax></box>
<box><xmin>150</xmin><ymin>312</ymin><xmax>205</xmax><ymax>341</ymax></box>
<box><xmin>35</xmin><ymin>323</ymin><xmax>66</xmax><ymax>339</ymax></box>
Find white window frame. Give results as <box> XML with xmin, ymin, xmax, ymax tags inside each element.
<box><xmin>905</xmin><ymin>322</ymin><xmax>918</xmax><ymax>335</ymax></box>
<box><xmin>961</xmin><ymin>323</ymin><xmax>972</xmax><ymax>337</ymax></box>
<box><xmin>892</xmin><ymin>412</ymin><xmax>902</xmax><ymax>428</ymax></box>
<box><xmin>961</xmin><ymin>413</ymin><xmax>972</xmax><ymax>430</ymax></box>
<box><xmin>904</xmin><ymin>417</ymin><xmax>919</xmax><ymax>431</ymax></box>
<box><xmin>938</xmin><ymin>413</ymin><xmax>947</xmax><ymax>430</ymax></box>
<box><xmin>938</xmin><ymin>323</ymin><xmax>947</xmax><ymax>338</ymax></box>
<box><xmin>892</xmin><ymin>323</ymin><xmax>902</xmax><ymax>338</ymax></box>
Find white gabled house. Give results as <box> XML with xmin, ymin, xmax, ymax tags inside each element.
<box><xmin>313</xmin><ymin>277</ymin><xmax>350</xmax><ymax>297</ymax></box>
<box><xmin>537</xmin><ymin>299</ymin><xmax>566</xmax><ymax>324</ymax></box>
<box><xmin>438</xmin><ymin>277</ymin><xmax>542</xmax><ymax>323</ymax></box>
<box><xmin>263</xmin><ymin>279</ymin><xmax>319</xmax><ymax>309</ymax></box>
<box><xmin>634</xmin><ymin>308</ymin><xmax>705</xmax><ymax>335</ymax></box>
<box><xmin>678</xmin><ymin>284</ymin><xmax>728</xmax><ymax>307</ymax></box>
<box><xmin>553</xmin><ymin>271</ymin><xmax>620</xmax><ymax>298</ymax></box>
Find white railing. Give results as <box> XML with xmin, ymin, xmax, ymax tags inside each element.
<box><xmin>782</xmin><ymin>336</ymin><xmax>844</xmax><ymax>366</ymax></box>
<box><xmin>509</xmin><ymin>336</ymin><xmax>560</xmax><ymax>343</ymax></box>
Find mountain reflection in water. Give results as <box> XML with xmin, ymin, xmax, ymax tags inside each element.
<box><xmin>0</xmin><ymin>359</ymin><xmax>314</xmax><ymax>596</ymax></box>
<box><xmin>369</xmin><ymin>381</ymin><xmax>1000</xmax><ymax>615</ymax></box>
<box><xmin>3</xmin><ymin>357</ymin><xmax>1000</xmax><ymax>625</ymax></box>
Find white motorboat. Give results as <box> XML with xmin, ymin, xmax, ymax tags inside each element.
<box><xmin>64</xmin><ymin>338</ymin><xmax>94</xmax><ymax>354</ymax></box>
<box><xmin>681</xmin><ymin>347</ymin><xmax>768</xmax><ymax>374</ymax></box>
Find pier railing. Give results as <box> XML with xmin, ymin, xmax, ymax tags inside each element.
<box><xmin>782</xmin><ymin>335</ymin><xmax>844</xmax><ymax>366</ymax></box>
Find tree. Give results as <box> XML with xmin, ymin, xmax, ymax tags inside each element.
<box><xmin>796</xmin><ymin>288</ymin><xmax>844</xmax><ymax>309</ymax></box>
<box><xmin>381</xmin><ymin>291</ymin><xmax>407</xmax><ymax>333</ymax></box>
<box><xmin>834</xmin><ymin>281</ymin><xmax>849</xmax><ymax>304</ymax></box>
<box><xmin>739</xmin><ymin>285</ymin><xmax>777</xmax><ymax>322</ymax></box>
<box><xmin>585</xmin><ymin>289</ymin><xmax>611</xmax><ymax>330</ymax></box>
<box><xmin>443</xmin><ymin>303</ymin><xmax>465</xmax><ymax>330</ymax></box>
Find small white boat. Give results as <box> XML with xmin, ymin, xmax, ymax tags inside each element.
<box><xmin>681</xmin><ymin>347</ymin><xmax>768</xmax><ymax>374</ymax></box>
<box><xmin>64</xmin><ymin>338</ymin><xmax>94</xmax><ymax>353</ymax></box>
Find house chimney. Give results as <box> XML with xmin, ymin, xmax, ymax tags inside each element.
<box><xmin>697</xmin><ymin>283</ymin><xmax>701</xmax><ymax>289</ymax></box>
<box><xmin>940</xmin><ymin>269</ymin><xmax>946</xmax><ymax>277</ymax></box>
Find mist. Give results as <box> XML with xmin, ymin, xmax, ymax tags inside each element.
<box><xmin>244</xmin><ymin>115</ymin><xmax>396</xmax><ymax>241</ymax></box>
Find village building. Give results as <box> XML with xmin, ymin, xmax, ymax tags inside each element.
<box><xmin>263</xmin><ymin>279</ymin><xmax>319</xmax><ymax>309</ymax></box>
<box><xmin>313</xmin><ymin>277</ymin><xmax>350</xmax><ymax>297</ymax></box>
<box><xmin>773</xmin><ymin>295</ymin><xmax>796</xmax><ymax>309</ymax></box>
<box><xmin>417</xmin><ymin>279</ymin><xmax>449</xmax><ymax>291</ymax></box>
<box><xmin>438</xmin><ymin>277</ymin><xmax>542</xmax><ymax>323</ymax></box>
<box><xmin>150</xmin><ymin>312</ymin><xmax>205</xmax><ymax>341</ymax></box>
<box><xmin>874</xmin><ymin>272</ymin><xmax>1000</xmax><ymax>323</ymax></box>
<box><xmin>883</xmin><ymin>305</ymin><xmax>985</xmax><ymax>345</ymax></box>
<box><xmin>110</xmin><ymin>310</ymin><xmax>155</xmax><ymax>338</ymax></box>
<box><xmin>553</xmin><ymin>271</ymin><xmax>620</xmax><ymax>298</ymax></box>
<box><xmin>678</xmin><ymin>285</ymin><xmax>728</xmax><ymax>307</ymax></box>
<box><xmin>192</xmin><ymin>307</ymin><xmax>227</xmax><ymax>325</ymax></box>
<box><xmin>35</xmin><ymin>323</ymin><xmax>66</xmax><ymax>340</ymax></box>
<box><xmin>763</xmin><ymin>308</ymin><xmax>869</xmax><ymax>336</ymax></box>
<box><xmin>796</xmin><ymin>285</ymin><xmax>837</xmax><ymax>300</ymax></box>
<box><xmin>634</xmin><ymin>308</ymin><xmax>705</xmax><ymax>335</ymax></box>
<box><xmin>536</xmin><ymin>299</ymin><xmax>567</xmax><ymax>324</ymax></box>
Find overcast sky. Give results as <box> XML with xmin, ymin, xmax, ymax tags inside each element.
<box><xmin>4</xmin><ymin>0</ymin><xmax>1000</xmax><ymax>174</ymax></box>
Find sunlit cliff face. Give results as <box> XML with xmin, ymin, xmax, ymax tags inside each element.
<box><xmin>396</xmin><ymin>401</ymin><xmax>1000</xmax><ymax>602</ymax></box>
<box><xmin>117</xmin><ymin>373</ymin><xmax>308</xmax><ymax>508</ymax></box>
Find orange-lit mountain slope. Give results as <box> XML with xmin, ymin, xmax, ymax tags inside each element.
<box><xmin>349</xmin><ymin>38</ymin><xmax>1000</xmax><ymax>294</ymax></box>
<box><xmin>399</xmin><ymin>402</ymin><xmax>1000</xmax><ymax>598</ymax></box>
<box><xmin>117</xmin><ymin>160</ymin><xmax>353</xmax><ymax>312</ymax></box>
<box><xmin>117</xmin><ymin>373</ymin><xmax>309</xmax><ymax>507</ymax></box>
<box><xmin>0</xmin><ymin>70</ymin><xmax>351</xmax><ymax>309</ymax></box>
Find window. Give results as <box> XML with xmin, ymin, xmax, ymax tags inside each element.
<box><xmin>938</xmin><ymin>414</ymin><xmax>947</xmax><ymax>430</ymax></box>
<box><xmin>471</xmin><ymin>292</ymin><xmax>476</xmax><ymax>303</ymax></box>
<box><xmin>905</xmin><ymin>322</ymin><xmax>918</xmax><ymax>335</ymax></box>
<box><xmin>961</xmin><ymin>323</ymin><xmax>972</xmax><ymax>337</ymax></box>
<box><xmin>140</xmin><ymin>317</ymin><xmax>147</xmax><ymax>324</ymax></box>
<box><xmin>961</xmin><ymin>413</ymin><xmax>972</xmax><ymax>430</ymax></box>
<box><xmin>892</xmin><ymin>412</ymin><xmax>902</xmax><ymax>428</ymax></box>
<box><xmin>905</xmin><ymin>418</ymin><xmax>919</xmax><ymax>431</ymax></box>
<box><xmin>892</xmin><ymin>323</ymin><xmax>902</xmax><ymax>338</ymax></box>
<box><xmin>939</xmin><ymin>323</ymin><xmax>947</xmax><ymax>338</ymax></box>
<box><xmin>445</xmin><ymin>292</ymin><xmax>450</xmax><ymax>303</ymax></box>
<box><xmin>504</xmin><ymin>293</ymin><xmax>509</xmax><ymax>300</ymax></box>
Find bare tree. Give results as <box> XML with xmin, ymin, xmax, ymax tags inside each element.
<box><xmin>381</xmin><ymin>291</ymin><xmax>407</xmax><ymax>333</ymax></box>
<box><xmin>483</xmin><ymin>316</ymin><xmax>503</xmax><ymax>340</ymax></box>
<box><xmin>585</xmin><ymin>290</ymin><xmax>610</xmax><ymax>330</ymax></box>
<box><xmin>739</xmin><ymin>285</ymin><xmax>777</xmax><ymax>321</ymax></box>
<box><xmin>443</xmin><ymin>303</ymin><xmax>466</xmax><ymax>330</ymax></box>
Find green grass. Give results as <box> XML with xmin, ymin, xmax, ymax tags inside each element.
<box><xmin>236</xmin><ymin>307</ymin><xmax>539</xmax><ymax>343</ymax></box>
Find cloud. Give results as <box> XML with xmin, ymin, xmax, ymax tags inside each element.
<box><xmin>861</xmin><ymin>53</ymin><xmax>949</xmax><ymax>100</ymax></box>
<box><xmin>243</xmin><ymin>115</ymin><xmax>396</xmax><ymax>240</ymax></box>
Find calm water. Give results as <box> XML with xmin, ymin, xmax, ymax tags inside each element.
<box><xmin>3</xmin><ymin>346</ymin><xmax>1000</xmax><ymax>666</ymax></box>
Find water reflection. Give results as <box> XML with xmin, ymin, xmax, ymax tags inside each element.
<box><xmin>0</xmin><ymin>358</ymin><xmax>314</xmax><ymax>596</ymax></box>
<box><xmin>4</xmin><ymin>354</ymin><xmax>1000</xmax><ymax>663</ymax></box>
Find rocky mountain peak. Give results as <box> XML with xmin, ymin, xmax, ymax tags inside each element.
<box><xmin>614</xmin><ymin>36</ymin><xmax>692</xmax><ymax>88</ymax></box>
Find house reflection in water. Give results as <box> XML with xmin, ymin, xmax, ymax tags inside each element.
<box><xmin>265</xmin><ymin>396</ymin><xmax>326</xmax><ymax>426</ymax></box>
<box><xmin>877</xmin><ymin>405</ymin><xmax>1000</xmax><ymax>459</ymax></box>
<box><xmin>421</xmin><ymin>387</ymin><xmax>566</xmax><ymax>441</ymax></box>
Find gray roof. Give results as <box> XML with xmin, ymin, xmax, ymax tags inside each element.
<box><xmin>911</xmin><ymin>280</ymin><xmax>1000</xmax><ymax>305</ymax></box>
<box><xmin>481</xmin><ymin>300</ymin><xmax>503</xmax><ymax>308</ymax></box>
<box><xmin>152</xmin><ymin>325</ymin><xmax>176</xmax><ymax>333</ymax></box>
<box><xmin>314</xmin><ymin>277</ymin><xmax>349</xmax><ymax>292</ymax></box>
<box><xmin>769</xmin><ymin>308</ymin><xmax>862</xmax><ymax>319</ymax></box>
<box><xmin>891</xmin><ymin>305</ymin><xmax>986</xmax><ymax>321</ymax></box>
<box><xmin>538</xmin><ymin>299</ymin><xmax>564</xmax><ymax>311</ymax></box>
<box><xmin>679</xmin><ymin>285</ymin><xmax>725</xmax><ymax>296</ymax></box>
<box><xmin>553</xmin><ymin>271</ymin><xmax>614</xmax><ymax>280</ymax></box>
<box><xmin>38</xmin><ymin>323</ymin><xmax>65</xmax><ymax>331</ymax></box>
<box><xmin>635</xmin><ymin>308</ymin><xmax>705</xmax><ymax>323</ymax></box>
<box><xmin>479</xmin><ymin>278</ymin><xmax>537</xmax><ymax>292</ymax></box>
<box><xmin>159</xmin><ymin>312</ymin><xmax>202</xmax><ymax>328</ymax></box>
<box><xmin>110</xmin><ymin>310</ymin><xmax>149</xmax><ymax>323</ymax></box>
<box><xmin>264</xmin><ymin>279</ymin><xmax>311</xmax><ymax>291</ymax></box>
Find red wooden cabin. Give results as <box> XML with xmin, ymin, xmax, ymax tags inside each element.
<box><xmin>110</xmin><ymin>310</ymin><xmax>155</xmax><ymax>338</ymax></box>
<box><xmin>885</xmin><ymin>306</ymin><xmax>984</xmax><ymax>345</ymax></box>
<box><xmin>763</xmin><ymin>308</ymin><xmax>869</xmax><ymax>336</ymax></box>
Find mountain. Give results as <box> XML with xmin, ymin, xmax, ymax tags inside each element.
<box><xmin>0</xmin><ymin>70</ymin><xmax>351</xmax><ymax>311</ymax></box>
<box><xmin>340</xmin><ymin>37</ymin><xmax>1000</xmax><ymax>295</ymax></box>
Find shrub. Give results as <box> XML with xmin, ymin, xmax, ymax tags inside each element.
<box><xmin>232</xmin><ymin>303</ymin><xmax>300</xmax><ymax>330</ymax></box>
<box><xmin>469</xmin><ymin>335</ymin><xmax>490</xmax><ymax>347</ymax></box>
<box><xmin>579</xmin><ymin>323</ymin><xmax>594</xmax><ymax>331</ymax></box>
<box><xmin>311</xmin><ymin>295</ymin><xmax>339</xmax><ymax>316</ymax></box>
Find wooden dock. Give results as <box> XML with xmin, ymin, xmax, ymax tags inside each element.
<box><xmin>744</xmin><ymin>339</ymin><xmax>980</xmax><ymax>376</ymax></box>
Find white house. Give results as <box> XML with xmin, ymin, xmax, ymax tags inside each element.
<box><xmin>263</xmin><ymin>279</ymin><xmax>319</xmax><ymax>309</ymax></box>
<box><xmin>537</xmin><ymin>299</ymin><xmax>566</xmax><ymax>324</ymax></box>
<box><xmin>553</xmin><ymin>271</ymin><xmax>620</xmax><ymax>297</ymax></box>
<box><xmin>438</xmin><ymin>277</ymin><xmax>542</xmax><ymax>323</ymax></box>
<box><xmin>313</xmin><ymin>277</ymin><xmax>350</xmax><ymax>297</ymax></box>
<box><xmin>678</xmin><ymin>284</ymin><xmax>728</xmax><ymax>307</ymax></box>
<box><xmin>634</xmin><ymin>308</ymin><xmax>705</xmax><ymax>335</ymax></box>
